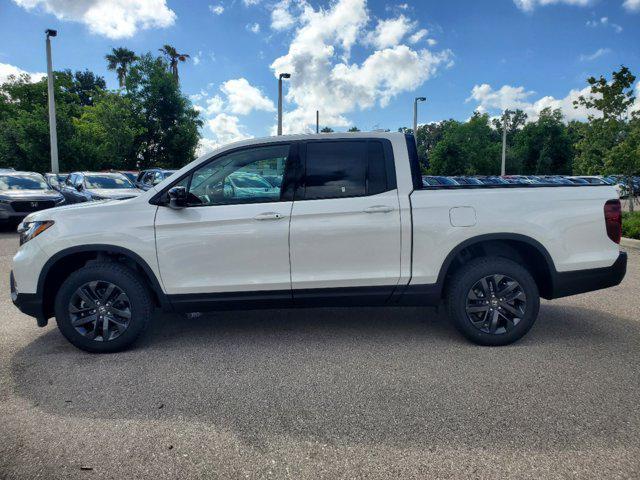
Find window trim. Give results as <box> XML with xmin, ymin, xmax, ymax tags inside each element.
<box><xmin>295</xmin><ymin>138</ymin><xmax>397</xmax><ymax>202</ymax></box>
<box><xmin>150</xmin><ymin>141</ymin><xmax>298</xmax><ymax>207</ymax></box>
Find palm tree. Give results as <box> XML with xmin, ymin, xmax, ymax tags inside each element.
<box><xmin>105</xmin><ymin>47</ymin><xmax>138</xmax><ymax>88</ymax></box>
<box><xmin>159</xmin><ymin>45</ymin><xmax>190</xmax><ymax>83</ymax></box>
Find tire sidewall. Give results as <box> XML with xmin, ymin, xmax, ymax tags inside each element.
<box><xmin>54</xmin><ymin>264</ymin><xmax>151</xmax><ymax>353</ymax></box>
<box><xmin>448</xmin><ymin>258</ymin><xmax>540</xmax><ymax>346</ymax></box>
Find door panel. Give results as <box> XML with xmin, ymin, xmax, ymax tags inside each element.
<box><xmin>289</xmin><ymin>189</ymin><xmax>401</xmax><ymax>291</ymax></box>
<box><xmin>155</xmin><ymin>202</ymin><xmax>293</xmax><ymax>294</ymax></box>
<box><xmin>154</xmin><ymin>143</ymin><xmax>293</xmax><ymax>295</ymax></box>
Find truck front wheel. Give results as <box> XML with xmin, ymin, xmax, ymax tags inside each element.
<box><xmin>446</xmin><ymin>257</ymin><xmax>540</xmax><ymax>346</ymax></box>
<box><xmin>54</xmin><ymin>263</ymin><xmax>153</xmax><ymax>353</ymax></box>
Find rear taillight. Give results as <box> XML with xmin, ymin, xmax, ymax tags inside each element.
<box><xmin>604</xmin><ymin>199</ymin><xmax>622</xmax><ymax>244</ymax></box>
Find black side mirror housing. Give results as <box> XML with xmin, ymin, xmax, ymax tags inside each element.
<box><xmin>75</xmin><ymin>183</ymin><xmax>83</xmax><ymax>192</ymax></box>
<box><xmin>167</xmin><ymin>186</ymin><xmax>187</xmax><ymax>209</ymax></box>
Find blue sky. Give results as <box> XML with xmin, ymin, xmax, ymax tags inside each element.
<box><xmin>0</xmin><ymin>0</ymin><xmax>638</xmax><ymax>151</ymax></box>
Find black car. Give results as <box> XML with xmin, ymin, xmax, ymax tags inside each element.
<box><xmin>0</xmin><ymin>171</ymin><xmax>65</xmax><ymax>223</ymax></box>
<box><xmin>135</xmin><ymin>169</ymin><xmax>177</xmax><ymax>191</ymax></box>
<box><xmin>60</xmin><ymin>172</ymin><xmax>143</xmax><ymax>204</ymax></box>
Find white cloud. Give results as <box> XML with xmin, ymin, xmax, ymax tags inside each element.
<box><xmin>271</xmin><ymin>0</ymin><xmax>297</xmax><ymax>31</ymax></box>
<box><xmin>209</xmin><ymin>4</ymin><xmax>224</xmax><ymax>15</ymax></box>
<box><xmin>513</xmin><ymin>0</ymin><xmax>591</xmax><ymax>12</ymax></box>
<box><xmin>206</xmin><ymin>113</ymin><xmax>250</xmax><ymax>146</ymax></box>
<box><xmin>467</xmin><ymin>83</ymin><xmax>600</xmax><ymax>122</ymax></box>
<box><xmin>270</xmin><ymin>0</ymin><xmax>450</xmax><ymax>133</ymax></box>
<box><xmin>13</xmin><ymin>0</ymin><xmax>176</xmax><ymax>39</ymax></box>
<box><xmin>579</xmin><ymin>47</ymin><xmax>611</xmax><ymax>61</ymax></box>
<box><xmin>409</xmin><ymin>28</ymin><xmax>428</xmax><ymax>44</ymax></box>
<box><xmin>586</xmin><ymin>16</ymin><xmax>623</xmax><ymax>32</ymax></box>
<box><xmin>243</xmin><ymin>0</ymin><xmax>260</xmax><ymax>5</ymax></box>
<box><xmin>364</xmin><ymin>15</ymin><xmax>416</xmax><ymax>49</ymax></box>
<box><xmin>192</xmin><ymin>51</ymin><xmax>203</xmax><ymax>66</ymax></box>
<box><xmin>623</xmin><ymin>0</ymin><xmax>640</xmax><ymax>11</ymax></box>
<box><xmin>247</xmin><ymin>22</ymin><xmax>260</xmax><ymax>33</ymax></box>
<box><xmin>0</xmin><ymin>62</ymin><xmax>46</xmax><ymax>85</ymax></box>
<box><xmin>220</xmin><ymin>78</ymin><xmax>275</xmax><ymax>115</ymax></box>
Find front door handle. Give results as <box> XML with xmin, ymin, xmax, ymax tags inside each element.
<box><xmin>254</xmin><ymin>212</ymin><xmax>286</xmax><ymax>221</ymax></box>
<box><xmin>364</xmin><ymin>205</ymin><xmax>394</xmax><ymax>214</ymax></box>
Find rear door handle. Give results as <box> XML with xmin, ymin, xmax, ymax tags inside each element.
<box><xmin>254</xmin><ymin>212</ymin><xmax>285</xmax><ymax>221</ymax></box>
<box><xmin>364</xmin><ymin>205</ymin><xmax>394</xmax><ymax>214</ymax></box>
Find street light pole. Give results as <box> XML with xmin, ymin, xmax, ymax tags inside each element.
<box><xmin>501</xmin><ymin>110</ymin><xmax>510</xmax><ymax>176</ymax></box>
<box><xmin>45</xmin><ymin>29</ymin><xmax>59</xmax><ymax>173</ymax></box>
<box><xmin>277</xmin><ymin>73</ymin><xmax>290</xmax><ymax>135</ymax></box>
<box><xmin>413</xmin><ymin>97</ymin><xmax>426</xmax><ymax>144</ymax></box>
<box><xmin>316</xmin><ymin>110</ymin><xmax>319</xmax><ymax>134</ymax></box>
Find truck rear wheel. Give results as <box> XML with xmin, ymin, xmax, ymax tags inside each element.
<box><xmin>446</xmin><ymin>257</ymin><xmax>540</xmax><ymax>346</ymax></box>
<box><xmin>54</xmin><ymin>263</ymin><xmax>153</xmax><ymax>353</ymax></box>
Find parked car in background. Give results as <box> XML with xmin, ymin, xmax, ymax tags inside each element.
<box><xmin>452</xmin><ymin>176</ymin><xmax>483</xmax><ymax>185</ymax></box>
<box><xmin>0</xmin><ymin>171</ymin><xmax>65</xmax><ymax>223</ymax></box>
<box><xmin>135</xmin><ymin>169</ymin><xmax>177</xmax><ymax>191</ymax></box>
<box><xmin>477</xmin><ymin>176</ymin><xmax>509</xmax><ymax>185</ymax></box>
<box><xmin>60</xmin><ymin>172</ymin><xmax>143</xmax><ymax>204</ymax></box>
<box><xmin>115</xmin><ymin>171</ymin><xmax>139</xmax><ymax>184</ymax></box>
<box><xmin>422</xmin><ymin>176</ymin><xmax>459</xmax><ymax>187</ymax></box>
<box><xmin>570</xmin><ymin>176</ymin><xmax>608</xmax><ymax>185</ymax></box>
<box><xmin>44</xmin><ymin>173</ymin><xmax>68</xmax><ymax>191</ymax></box>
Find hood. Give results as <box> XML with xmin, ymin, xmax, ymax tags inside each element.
<box><xmin>87</xmin><ymin>188</ymin><xmax>143</xmax><ymax>199</ymax></box>
<box><xmin>0</xmin><ymin>189</ymin><xmax>63</xmax><ymax>201</ymax></box>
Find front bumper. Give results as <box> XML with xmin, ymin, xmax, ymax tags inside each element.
<box><xmin>10</xmin><ymin>271</ymin><xmax>48</xmax><ymax>326</ymax></box>
<box><xmin>549</xmin><ymin>252</ymin><xmax>627</xmax><ymax>299</ymax></box>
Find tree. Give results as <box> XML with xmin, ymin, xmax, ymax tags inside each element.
<box><xmin>511</xmin><ymin>108</ymin><xmax>573</xmax><ymax>175</ymax></box>
<box><xmin>159</xmin><ymin>45</ymin><xmax>190</xmax><ymax>83</ymax></box>
<box><xmin>429</xmin><ymin>113</ymin><xmax>501</xmax><ymax>175</ymax></box>
<box><xmin>320</xmin><ymin>126</ymin><xmax>334</xmax><ymax>133</ymax></box>
<box><xmin>105</xmin><ymin>47</ymin><xmax>138</xmax><ymax>88</ymax></box>
<box><xmin>492</xmin><ymin>109</ymin><xmax>528</xmax><ymax>141</ymax></box>
<box><xmin>125</xmin><ymin>53</ymin><xmax>201</xmax><ymax>168</ymax></box>
<box><xmin>415</xmin><ymin>120</ymin><xmax>457</xmax><ymax>168</ymax></box>
<box><xmin>573</xmin><ymin>65</ymin><xmax>638</xmax><ymax>209</ymax></box>
<box><xmin>348</xmin><ymin>126</ymin><xmax>360</xmax><ymax>132</ymax></box>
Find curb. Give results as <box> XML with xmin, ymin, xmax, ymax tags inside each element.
<box><xmin>621</xmin><ymin>237</ymin><xmax>640</xmax><ymax>250</ymax></box>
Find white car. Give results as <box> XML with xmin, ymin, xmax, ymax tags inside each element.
<box><xmin>10</xmin><ymin>133</ymin><xmax>627</xmax><ymax>352</ymax></box>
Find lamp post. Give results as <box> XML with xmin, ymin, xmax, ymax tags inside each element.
<box><xmin>501</xmin><ymin>110</ymin><xmax>511</xmax><ymax>176</ymax></box>
<box><xmin>277</xmin><ymin>73</ymin><xmax>290</xmax><ymax>135</ymax></box>
<box><xmin>413</xmin><ymin>97</ymin><xmax>426</xmax><ymax>144</ymax></box>
<box><xmin>45</xmin><ymin>29</ymin><xmax>59</xmax><ymax>173</ymax></box>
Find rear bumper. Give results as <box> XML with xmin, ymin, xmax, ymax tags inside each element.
<box><xmin>10</xmin><ymin>271</ymin><xmax>48</xmax><ymax>327</ymax></box>
<box><xmin>549</xmin><ymin>252</ymin><xmax>627</xmax><ymax>299</ymax></box>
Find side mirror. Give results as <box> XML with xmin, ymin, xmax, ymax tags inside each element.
<box><xmin>75</xmin><ymin>183</ymin><xmax>83</xmax><ymax>192</ymax></box>
<box><xmin>167</xmin><ymin>186</ymin><xmax>187</xmax><ymax>209</ymax></box>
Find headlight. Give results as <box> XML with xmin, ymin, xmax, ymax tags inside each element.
<box><xmin>17</xmin><ymin>220</ymin><xmax>54</xmax><ymax>245</ymax></box>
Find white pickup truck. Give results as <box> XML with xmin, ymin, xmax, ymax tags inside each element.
<box><xmin>11</xmin><ymin>133</ymin><xmax>627</xmax><ymax>352</ymax></box>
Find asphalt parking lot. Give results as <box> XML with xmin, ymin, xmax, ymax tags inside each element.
<box><xmin>0</xmin><ymin>228</ymin><xmax>639</xmax><ymax>480</ymax></box>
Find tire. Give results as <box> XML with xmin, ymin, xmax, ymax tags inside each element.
<box><xmin>54</xmin><ymin>262</ymin><xmax>153</xmax><ymax>353</ymax></box>
<box><xmin>446</xmin><ymin>257</ymin><xmax>540</xmax><ymax>346</ymax></box>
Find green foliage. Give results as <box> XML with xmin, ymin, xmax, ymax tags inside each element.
<box><xmin>105</xmin><ymin>47</ymin><xmax>138</xmax><ymax>89</ymax></box>
<box><xmin>348</xmin><ymin>126</ymin><xmax>360</xmax><ymax>132</ymax></box>
<box><xmin>622</xmin><ymin>211</ymin><xmax>640</xmax><ymax>239</ymax></box>
<box><xmin>429</xmin><ymin>113</ymin><xmax>501</xmax><ymax>175</ymax></box>
<box><xmin>0</xmin><ymin>50</ymin><xmax>201</xmax><ymax>173</ymax></box>
<box><xmin>321</xmin><ymin>126</ymin><xmax>334</xmax><ymax>133</ymax></box>
<box><xmin>511</xmin><ymin>108</ymin><xmax>573</xmax><ymax>174</ymax></box>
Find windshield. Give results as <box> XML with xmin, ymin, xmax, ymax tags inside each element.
<box><xmin>85</xmin><ymin>174</ymin><xmax>134</xmax><ymax>189</ymax></box>
<box><xmin>0</xmin><ymin>174</ymin><xmax>50</xmax><ymax>191</ymax></box>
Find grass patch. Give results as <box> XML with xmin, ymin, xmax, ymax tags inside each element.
<box><xmin>622</xmin><ymin>211</ymin><xmax>640</xmax><ymax>240</ymax></box>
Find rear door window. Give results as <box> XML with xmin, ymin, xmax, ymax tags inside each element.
<box><xmin>299</xmin><ymin>140</ymin><xmax>390</xmax><ymax>200</ymax></box>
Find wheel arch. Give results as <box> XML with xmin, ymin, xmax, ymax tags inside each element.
<box><xmin>38</xmin><ymin>244</ymin><xmax>171</xmax><ymax>320</ymax></box>
<box><xmin>437</xmin><ymin>233</ymin><xmax>558</xmax><ymax>300</ymax></box>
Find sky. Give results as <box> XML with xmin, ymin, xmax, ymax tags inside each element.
<box><xmin>0</xmin><ymin>0</ymin><xmax>638</xmax><ymax>153</ymax></box>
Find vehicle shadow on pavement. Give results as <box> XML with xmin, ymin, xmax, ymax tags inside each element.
<box><xmin>10</xmin><ymin>304</ymin><xmax>640</xmax><ymax>450</ymax></box>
